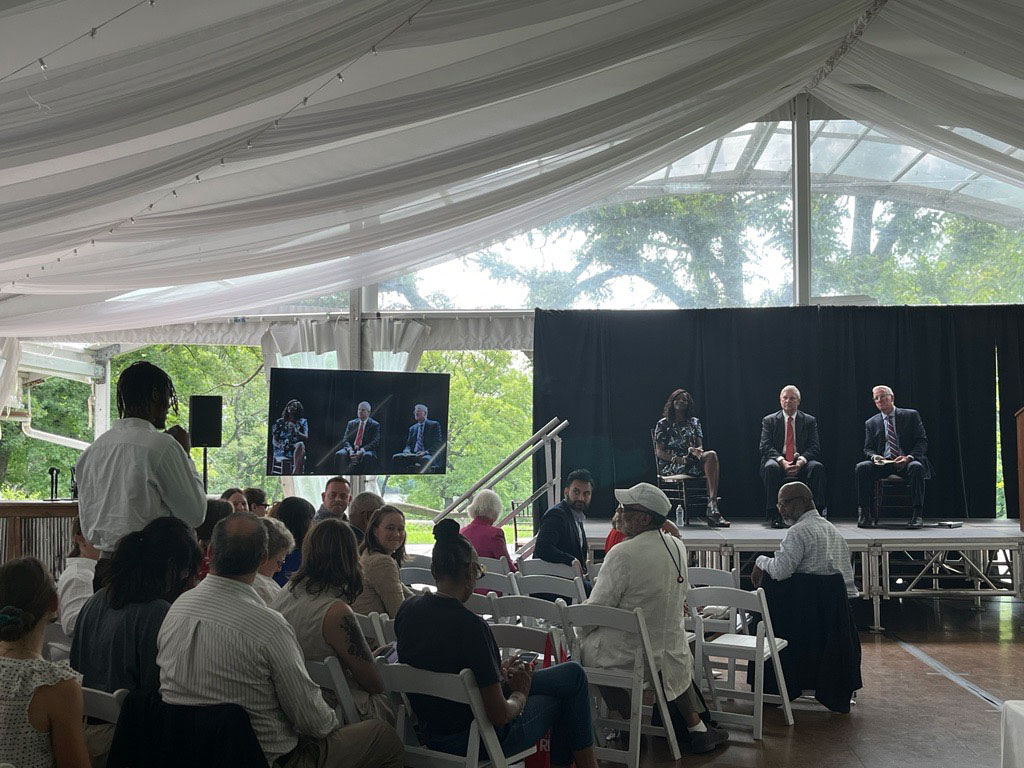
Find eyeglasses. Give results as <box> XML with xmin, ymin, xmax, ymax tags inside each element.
<box><xmin>776</xmin><ymin>498</ymin><xmax>806</xmax><ymax>509</ymax></box>
<box><xmin>470</xmin><ymin>562</ymin><xmax>487</xmax><ymax>578</ymax></box>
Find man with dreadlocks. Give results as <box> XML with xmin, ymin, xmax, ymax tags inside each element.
<box><xmin>76</xmin><ymin>361</ymin><xmax>206</xmax><ymax>588</ymax></box>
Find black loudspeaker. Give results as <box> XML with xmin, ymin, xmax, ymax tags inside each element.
<box><xmin>189</xmin><ymin>395</ymin><xmax>223</xmax><ymax>448</ymax></box>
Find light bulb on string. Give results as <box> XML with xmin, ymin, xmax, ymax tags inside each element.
<box><xmin>194</xmin><ymin>174</ymin><xmax>200</xmax><ymax>182</ymax></box>
<box><xmin>89</xmin><ymin>28</ymin><xmax>97</xmax><ymax>38</ymax></box>
<box><xmin>336</xmin><ymin>73</ymin><xmax>344</xmax><ymax>82</ymax></box>
<box><xmin>38</xmin><ymin>58</ymin><xmax>47</xmax><ymax>71</ymax></box>
<box><xmin>171</xmin><ymin>190</ymin><xmax>177</xmax><ymax>197</ymax></box>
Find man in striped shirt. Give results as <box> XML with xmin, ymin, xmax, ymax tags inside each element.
<box><xmin>157</xmin><ymin>513</ymin><xmax>403</xmax><ymax>768</ymax></box>
<box><xmin>751</xmin><ymin>482</ymin><xmax>857</xmax><ymax>598</ymax></box>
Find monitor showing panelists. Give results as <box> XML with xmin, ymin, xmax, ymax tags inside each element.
<box><xmin>265</xmin><ymin>368</ymin><xmax>450</xmax><ymax>476</ymax></box>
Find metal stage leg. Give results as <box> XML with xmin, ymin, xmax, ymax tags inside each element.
<box><xmin>869</xmin><ymin>546</ymin><xmax>884</xmax><ymax>633</ymax></box>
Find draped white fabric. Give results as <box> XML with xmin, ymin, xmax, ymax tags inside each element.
<box><xmin>1</xmin><ymin>0</ymin><xmax>1023</xmax><ymax>337</ymax></box>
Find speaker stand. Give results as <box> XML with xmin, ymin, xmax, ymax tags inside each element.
<box><xmin>202</xmin><ymin>447</ymin><xmax>209</xmax><ymax>492</ymax></box>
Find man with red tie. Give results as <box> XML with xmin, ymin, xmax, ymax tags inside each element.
<box><xmin>337</xmin><ymin>400</ymin><xmax>381</xmax><ymax>473</ymax></box>
<box><xmin>759</xmin><ymin>385</ymin><xmax>826</xmax><ymax>528</ymax></box>
<box><xmin>856</xmin><ymin>385</ymin><xmax>931</xmax><ymax>529</ymax></box>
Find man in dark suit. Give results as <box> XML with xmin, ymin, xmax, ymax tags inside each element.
<box><xmin>535</xmin><ymin>468</ymin><xmax>593</xmax><ymax>586</ymax></box>
<box><xmin>855</xmin><ymin>385</ymin><xmax>931</xmax><ymax>529</ymax></box>
<box><xmin>391</xmin><ymin>403</ymin><xmax>445</xmax><ymax>473</ymax></box>
<box><xmin>336</xmin><ymin>400</ymin><xmax>381</xmax><ymax>473</ymax></box>
<box><xmin>760</xmin><ymin>385</ymin><xmax>827</xmax><ymax>528</ymax></box>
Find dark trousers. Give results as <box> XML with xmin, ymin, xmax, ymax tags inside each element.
<box><xmin>761</xmin><ymin>459</ymin><xmax>826</xmax><ymax>515</ymax></box>
<box><xmin>855</xmin><ymin>460</ymin><xmax>926</xmax><ymax>509</ymax></box>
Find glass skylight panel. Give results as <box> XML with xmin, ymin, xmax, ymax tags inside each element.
<box><xmin>898</xmin><ymin>154</ymin><xmax>975</xmax><ymax>189</ymax></box>
<box><xmin>711</xmin><ymin>135</ymin><xmax>750</xmax><ymax>173</ymax></box>
<box><xmin>959</xmin><ymin>178</ymin><xmax>1024</xmax><ymax>209</ymax></box>
<box><xmin>835</xmin><ymin>140</ymin><xmax>920</xmax><ymax>181</ymax></box>
<box><xmin>810</xmin><ymin>136</ymin><xmax>854</xmax><ymax>174</ymax></box>
<box><xmin>753</xmin><ymin>132</ymin><xmax>790</xmax><ymax>171</ymax></box>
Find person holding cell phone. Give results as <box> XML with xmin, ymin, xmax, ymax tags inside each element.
<box><xmin>394</xmin><ymin>520</ymin><xmax>599</xmax><ymax>768</ymax></box>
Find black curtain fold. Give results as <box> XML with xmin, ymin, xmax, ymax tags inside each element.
<box><xmin>534</xmin><ymin>306</ymin><xmax>1024</xmax><ymax>521</ymax></box>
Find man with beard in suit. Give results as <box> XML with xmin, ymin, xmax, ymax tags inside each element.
<box><xmin>759</xmin><ymin>385</ymin><xmax>826</xmax><ymax>528</ymax></box>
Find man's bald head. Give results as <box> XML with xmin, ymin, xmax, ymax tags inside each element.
<box><xmin>210</xmin><ymin>512</ymin><xmax>267</xmax><ymax>576</ymax></box>
<box><xmin>348</xmin><ymin>492</ymin><xmax>384</xmax><ymax>532</ymax></box>
<box><xmin>777</xmin><ymin>481</ymin><xmax>815</xmax><ymax>523</ymax></box>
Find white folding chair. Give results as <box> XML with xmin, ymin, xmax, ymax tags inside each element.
<box><xmin>43</xmin><ymin>622</ymin><xmax>72</xmax><ymax>662</ymax></box>
<box><xmin>354</xmin><ymin>612</ymin><xmax>386</xmax><ymax>648</ymax></box>
<box><xmin>465</xmin><ymin>592</ymin><xmax>497</xmax><ymax>618</ymax></box>
<box><xmin>401</xmin><ymin>566</ymin><xmax>437</xmax><ymax>591</ymax></box>
<box><xmin>518</xmin><ymin>558</ymin><xmax>585</xmax><ymax>581</ymax></box>
<box><xmin>688</xmin><ymin>586</ymin><xmax>794</xmax><ymax>739</ymax></box>
<box><xmin>405</xmin><ymin>554</ymin><xmax>432</xmax><ymax>569</ymax></box>
<box><xmin>488</xmin><ymin>623</ymin><xmax>552</xmax><ymax>662</ymax></box>
<box><xmin>479</xmin><ymin>556</ymin><xmax>510</xmax><ymax>575</ymax></box>
<box><xmin>305</xmin><ymin>656</ymin><xmax>361</xmax><ymax>724</ymax></box>
<box><xmin>476</xmin><ymin>571</ymin><xmax>519</xmax><ymax>597</ymax></box>
<box><xmin>488</xmin><ymin>594</ymin><xmax>568</xmax><ymax>659</ymax></box>
<box><xmin>378</xmin><ymin>663</ymin><xmax>536</xmax><ymax>768</ymax></box>
<box><xmin>685</xmin><ymin>567</ymin><xmax>746</xmax><ymax>685</ymax></box>
<box><xmin>82</xmin><ymin>687</ymin><xmax>128</xmax><ymax>724</ymax></box>
<box><xmin>559</xmin><ymin>604</ymin><xmax>681</xmax><ymax>767</ymax></box>
<box><xmin>377</xmin><ymin>615</ymin><xmax>396</xmax><ymax>645</ymax></box>
<box><xmin>513</xmin><ymin>573</ymin><xmax>587</xmax><ymax>604</ymax></box>
<box><xmin>588</xmin><ymin>561</ymin><xmax>602</xmax><ymax>582</ymax></box>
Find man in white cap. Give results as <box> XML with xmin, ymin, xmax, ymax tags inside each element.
<box><xmin>580</xmin><ymin>482</ymin><xmax>728</xmax><ymax>754</ymax></box>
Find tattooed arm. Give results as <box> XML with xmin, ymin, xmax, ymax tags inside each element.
<box><xmin>322</xmin><ymin>601</ymin><xmax>386</xmax><ymax>694</ymax></box>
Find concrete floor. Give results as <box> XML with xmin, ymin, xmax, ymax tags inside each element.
<box><xmin>634</xmin><ymin>596</ymin><xmax>1021</xmax><ymax>768</ymax></box>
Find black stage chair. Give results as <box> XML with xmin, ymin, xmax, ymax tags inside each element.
<box><xmin>651</xmin><ymin>430</ymin><xmax>708</xmax><ymax>526</ymax></box>
<box><xmin>873</xmin><ymin>475</ymin><xmax>913</xmax><ymax>526</ymax></box>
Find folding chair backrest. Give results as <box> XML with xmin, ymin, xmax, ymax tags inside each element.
<box><xmin>305</xmin><ymin>656</ymin><xmax>361</xmax><ymax>724</ymax></box>
<box><xmin>82</xmin><ymin>687</ymin><xmax>128</xmax><ymax>725</ymax></box>
<box><xmin>687</xmin><ymin>585</ymin><xmax>763</xmax><ymax>615</ymax></box>
<box><xmin>688</xmin><ymin>567</ymin><xmax>740</xmax><ymax>588</ymax></box>
<box><xmin>513</xmin><ymin>573</ymin><xmax>586</xmax><ymax>603</ymax></box>
<box><xmin>400</xmin><ymin>566</ymin><xmax>436</xmax><ymax>590</ymax></box>
<box><xmin>488</xmin><ymin>623</ymin><xmax>551</xmax><ymax>656</ymax></box>
<box><xmin>489</xmin><ymin>594</ymin><xmax>564</xmax><ymax>627</ymax></box>
<box><xmin>465</xmin><ymin>592</ymin><xmax>497</xmax><ymax>617</ymax></box>
<box><xmin>476</xmin><ymin>571</ymin><xmax>518</xmax><ymax>596</ymax></box>
<box><xmin>354</xmin><ymin>612</ymin><xmax>385</xmax><ymax>648</ymax></box>
<box><xmin>479</xmin><ymin>556</ymin><xmax>510</xmax><ymax>575</ymax></box>
<box><xmin>378</xmin><ymin>616</ymin><xmax>396</xmax><ymax>645</ymax></box>
<box><xmin>518</xmin><ymin>559</ymin><xmax>584</xmax><ymax>580</ymax></box>
<box><xmin>404</xmin><ymin>554</ymin><xmax>432</xmax><ymax>569</ymax></box>
<box><xmin>377</xmin><ymin>663</ymin><xmax>530</xmax><ymax>768</ymax></box>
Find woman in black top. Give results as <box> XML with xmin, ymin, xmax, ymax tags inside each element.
<box><xmin>395</xmin><ymin>520</ymin><xmax>597</xmax><ymax>768</ymax></box>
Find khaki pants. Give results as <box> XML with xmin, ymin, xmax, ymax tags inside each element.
<box><xmin>84</xmin><ymin>722</ymin><xmax>115</xmax><ymax>768</ymax></box>
<box><xmin>281</xmin><ymin>720</ymin><xmax>404</xmax><ymax>768</ymax></box>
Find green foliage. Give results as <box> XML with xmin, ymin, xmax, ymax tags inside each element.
<box><xmin>0</xmin><ymin>377</ymin><xmax>91</xmax><ymax>498</ymax></box>
<box><xmin>390</xmin><ymin>350</ymin><xmax>533</xmax><ymax>511</ymax></box>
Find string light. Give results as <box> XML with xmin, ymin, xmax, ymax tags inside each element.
<box><xmin>22</xmin><ymin>0</ymin><xmax>436</xmax><ymax>283</ymax></box>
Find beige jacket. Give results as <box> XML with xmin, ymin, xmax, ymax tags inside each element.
<box><xmin>351</xmin><ymin>551</ymin><xmax>413</xmax><ymax>618</ymax></box>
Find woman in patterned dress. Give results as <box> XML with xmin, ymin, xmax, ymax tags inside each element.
<box><xmin>653</xmin><ymin>388</ymin><xmax>729</xmax><ymax>527</ymax></box>
<box><xmin>271</xmin><ymin>399</ymin><xmax>308</xmax><ymax>474</ymax></box>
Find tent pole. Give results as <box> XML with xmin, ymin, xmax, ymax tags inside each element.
<box><xmin>791</xmin><ymin>93</ymin><xmax>812</xmax><ymax>307</ymax></box>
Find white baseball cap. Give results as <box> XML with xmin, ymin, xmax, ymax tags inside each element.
<box><xmin>614</xmin><ymin>482</ymin><xmax>672</xmax><ymax>519</ymax></box>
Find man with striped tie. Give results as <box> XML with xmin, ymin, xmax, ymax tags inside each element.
<box><xmin>856</xmin><ymin>385</ymin><xmax>931</xmax><ymax>529</ymax></box>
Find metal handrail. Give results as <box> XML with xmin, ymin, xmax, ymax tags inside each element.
<box><xmin>434</xmin><ymin>418</ymin><xmax>567</xmax><ymax>523</ymax></box>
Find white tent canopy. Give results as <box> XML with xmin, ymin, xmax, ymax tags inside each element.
<box><xmin>0</xmin><ymin>0</ymin><xmax>1023</xmax><ymax>338</ymax></box>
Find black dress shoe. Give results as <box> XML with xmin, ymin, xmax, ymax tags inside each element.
<box><xmin>706</xmin><ymin>502</ymin><xmax>730</xmax><ymax>527</ymax></box>
<box><xmin>857</xmin><ymin>507</ymin><xmax>872</xmax><ymax>528</ymax></box>
<box><xmin>907</xmin><ymin>509</ymin><xmax>924</xmax><ymax>529</ymax></box>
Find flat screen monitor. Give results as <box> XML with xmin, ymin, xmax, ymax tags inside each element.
<box><xmin>266</xmin><ymin>368</ymin><xmax>450</xmax><ymax>476</ymax></box>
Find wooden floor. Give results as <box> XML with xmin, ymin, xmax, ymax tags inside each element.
<box><xmin>633</xmin><ymin>596</ymin><xmax>1019</xmax><ymax>767</ymax></box>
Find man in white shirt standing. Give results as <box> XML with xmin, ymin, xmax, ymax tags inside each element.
<box><xmin>752</xmin><ymin>481</ymin><xmax>857</xmax><ymax>598</ymax></box>
<box><xmin>158</xmin><ymin>513</ymin><xmax>403</xmax><ymax>768</ymax></box>
<box><xmin>581</xmin><ymin>483</ymin><xmax>728</xmax><ymax>754</ymax></box>
<box><xmin>75</xmin><ymin>361</ymin><xmax>207</xmax><ymax>587</ymax></box>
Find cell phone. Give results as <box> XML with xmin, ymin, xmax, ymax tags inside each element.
<box><xmin>518</xmin><ymin>652</ymin><xmax>539</xmax><ymax>665</ymax></box>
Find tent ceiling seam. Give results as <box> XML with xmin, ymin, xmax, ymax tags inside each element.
<box><xmin>806</xmin><ymin>0</ymin><xmax>890</xmax><ymax>93</ymax></box>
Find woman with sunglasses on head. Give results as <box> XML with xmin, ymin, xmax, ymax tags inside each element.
<box><xmin>395</xmin><ymin>520</ymin><xmax>598</xmax><ymax>768</ymax></box>
<box><xmin>351</xmin><ymin>506</ymin><xmax>413</xmax><ymax>618</ymax></box>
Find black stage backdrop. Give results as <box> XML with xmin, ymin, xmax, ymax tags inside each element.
<box><xmin>533</xmin><ymin>306</ymin><xmax>1024</xmax><ymax>521</ymax></box>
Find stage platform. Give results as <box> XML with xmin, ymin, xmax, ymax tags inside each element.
<box><xmin>583</xmin><ymin>518</ymin><xmax>1024</xmax><ymax>631</ymax></box>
